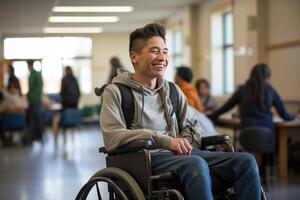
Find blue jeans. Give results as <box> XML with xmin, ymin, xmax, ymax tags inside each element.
<box><xmin>151</xmin><ymin>149</ymin><xmax>261</xmax><ymax>200</ymax></box>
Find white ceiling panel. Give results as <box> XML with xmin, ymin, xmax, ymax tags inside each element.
<box><xmin>0</xmin><ymin>0</ymin><xmax>202</xmax><ymax>35</ymax></box>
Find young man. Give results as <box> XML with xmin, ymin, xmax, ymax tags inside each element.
<box><xmin>27</xmin><ymin>60</ymin><xmax>44</xmax><ymax>142</ymax></box>
<box><xmin>100</xmin><ymin>23</ymin><xmax>261</xmax><ymax>200</ymax></box>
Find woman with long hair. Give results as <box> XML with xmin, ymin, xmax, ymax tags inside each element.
<box><xmin>209</xmin><ymin>63</ymin><xmax>294</xmax><ymax>130</ymax></box>
<box><xmin>60</xmin><ymin>66</ymin><xmax>80</xmax><ymax>109</ymax></box>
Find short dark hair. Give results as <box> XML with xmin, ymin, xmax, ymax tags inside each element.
<box><xmin>129</xmin><ymin>23</ymin><xmax>166</xmax><ymax>53</ymax></box>
<box><xmin>27</xmin><ymin>60</ymin><xmax>34</xmax><ymax>67</ymax></box>
<box><xmin>176</xmin><ymin>66</ymin><xmax>193</xmax><ymax>83</ymax></box>
<box><xmin>65</xmin><ymin>66</ymin><xmax>74</xmax><ymax>76</ymax></box>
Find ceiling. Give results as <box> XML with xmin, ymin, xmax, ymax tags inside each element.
<box><xmin>0</xmin><ymin>0</ymin><xmax>202</xmax><ymax>36</ymax></box>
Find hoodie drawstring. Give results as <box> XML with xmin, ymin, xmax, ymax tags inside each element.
<box><xmin>140</xmin><ymin>85</ymin><xmax>145</xmax><ymax>125</ymax></box>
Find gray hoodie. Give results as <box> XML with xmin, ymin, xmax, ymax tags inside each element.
<box><xmin>100</xmin><ymin>69</ymin><xmax>203</xmax><ymax>151</ymax></box>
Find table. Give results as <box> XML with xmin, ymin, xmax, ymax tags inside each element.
<box><xmin>276</xmin><ymin>120</ymin><xmax>300</xmax><ymax>181</ymax></box>
<box><xmin>216</xmin><ymin>115</ymin><xmax>300</xmax><ymax>181</ymax></box>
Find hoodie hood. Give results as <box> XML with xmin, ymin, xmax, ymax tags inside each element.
<box><xmin>112</xmin><ymin>68</ymin><xmax>165</xmax><ymax>95</ymax></box>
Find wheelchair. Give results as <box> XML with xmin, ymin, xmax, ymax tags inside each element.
<box><xmin>76</xmin><ymin>135</ymin><xmax>266</xmax><ymax>200</ymax></box>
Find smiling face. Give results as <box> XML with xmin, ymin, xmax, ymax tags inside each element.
<box><xmin>130</xmin><ymin>36</ymin><xmax>168</xmax><ymax>80</ymax></box>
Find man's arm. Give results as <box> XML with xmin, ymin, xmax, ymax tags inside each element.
<box><xmin>100</xmin><ymin>84</ymin><xmax>173</xmax><ymax>152</ymax></box>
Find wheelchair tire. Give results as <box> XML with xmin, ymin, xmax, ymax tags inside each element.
<box><xmin>90</xmin><ymin>167</ymin><xmax>146</xmax><ymax>200</ymax></box>
<box><xmin>76</xmin><ymin>176</ymin><xmax>128</xmax><ymax>200</ymax></box>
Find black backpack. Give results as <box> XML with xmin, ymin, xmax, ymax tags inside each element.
<box><xmin>95</xmin><ymin>82</ymin><xmax>179</xmax><ymax>129</ymax></box>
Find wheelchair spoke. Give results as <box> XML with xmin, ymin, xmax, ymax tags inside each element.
<box><xmin>96</xmin><ymin>182</ymin><xmax>102</xmax><ymax>200</ymax></box>
<box><xmin>75</xmin><ymin>176</ymin><xmax>129</xmax><ymax>200</ymax></box>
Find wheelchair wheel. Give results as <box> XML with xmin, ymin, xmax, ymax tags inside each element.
<box><xmin>76</xmin><ymin>176</ymin><xmax>128</xmax><ymax>200</ymax></box>
<box><xmin>76</xmin><ymin>167</ymin><xmax>146</xmax><ymax>200</ymax></box>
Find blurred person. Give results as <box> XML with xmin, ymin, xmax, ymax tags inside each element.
<box><xmin>209</xmin><ymin>63</ymin><xmax>295</xmax><ymax>131</ymax></box>
<box><xmin>195</xmin><ymin>79</ymin><xmax>218</xmax><ymax>115</ymax></box>
<box><xmin>27</xmin><ymin>60</ymin><xmax>44</xmax><ymax>142</ymax></box>
<box><xmin>60</xmin><ymin>66</ymin><xmax>80</xmax><ymax>109</ymax></box>
<box><xmin>107</xmin><ymin>56</ymin><xmax>124</xmax><ymax>84</ymax></box>
<box><xmin>175</xmin><ymin>66</ymin><xmax>203</xmax><ymax>112</ymax></box>
<box><xmin>174</xmin><ymin>68</ymin><xmax>218</xmax><ymax>136</ymax></box>
<box><xmin>0</xmin><ymin>83</ymin><xmax>27</xmax><ymax>146</ymax></box>
<box><xmin>8</xmin><ymin>64</ymin><xmax>21</xmax><ymax>95</ymax></box>
<box><xmin>189</xmin><ymin>106</ymin><xmax>218</xmax><ymax>136</ymax></box>
<box><xmin>0</xmin><ymin>83</ymin><xmax>27</xmax><ymax>113</ymax></box>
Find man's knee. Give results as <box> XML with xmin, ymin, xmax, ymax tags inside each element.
<box><xmin>236</xmin><ymin>153</ymin><xmax>259</xmax><ymax>172</ymax></box>
<box><xmin>186</xmin><ymin>156</ymin><xmax>210</xmax><ymax>176</ymax></box>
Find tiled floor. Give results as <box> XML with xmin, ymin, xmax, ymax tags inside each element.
<box><xmin>0</xmin><ymin>127</ymin><xmax>105</xmax><ymax>200</ymax></box>
<box><xmin>0</xmin><ymin>127</ymin><xmax>299</xmax><ymax>200</ymax></box>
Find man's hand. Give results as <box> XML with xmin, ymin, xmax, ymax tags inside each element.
<box><xmin>169</xmin><ymin>138</ymin><xmax>193</xmax><ymax>155</ymax></box>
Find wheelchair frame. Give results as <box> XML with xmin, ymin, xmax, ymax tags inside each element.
<box><xmin>75</xmin><ymin>135</ymin><xmax>267</xmax><ymax>200</ymax></box>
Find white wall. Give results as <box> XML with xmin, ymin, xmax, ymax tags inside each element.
<box><xmin>233</xmin><ymin>0</ymin><xmax>259</xmax><ymax>86</ymax></box>
<box><xmin>267</xmin><ymin>0</ymin><xmax>300</xmax><ymax>101</ymax></box>
<box><xmin>80</xmin><ymin>32</ymin><xmax>132</xmax><ymax>106</ymax></box>
<box><xmin>164</xmin><ymin>7</ymin><xmax>192</xmax><ymax>67</ymax></box>
<box><xmin>196</xmin><ymin>0</ymin><xmax>259</xmax><ymax>88</ymax></box>
<box><xmin>0</xmin><ymin>35</ymin><xmax>3</xmax><ymax>59</ymax></box>
<box><xmin>196</xmin><ymin>0</ymin><xmax>225</xmax><ymax>83</ymax></box>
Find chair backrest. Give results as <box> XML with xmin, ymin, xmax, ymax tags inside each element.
<box><xmin>61</xmin><ymin>108</ymin><xmax>81</xmax><ymax>127</ymax></box>
<box><xmin>239</xmin><ymin>126</ymin><xmax>275</xmax><ymax>154</ymax></box>
<box><xmin>3</xmin><ymin>112</ymin><xmax>26</xmax><ymax>131</ymax></box>
<box><xmin>81</xmin><ymin>106</ymin><xmax>95</xmax><ymax>117</ymax></box>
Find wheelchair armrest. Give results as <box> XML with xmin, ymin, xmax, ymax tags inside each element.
<box><xmin>99</xmin><ymin>139</ymin><xmax>155</xmax><ymax>155</ymax></box>
<box><xmin>201</xmin><ymin>135</ymin><xmax>230</xmax><ymax>147</ymax></box>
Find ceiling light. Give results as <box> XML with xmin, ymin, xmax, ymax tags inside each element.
<box><xmin>49</xmin><ymin>16</ymin><xmax>119</xmax><ymax>23</ymax></box>
<box><xmin>43</xmin><ymin>27</ymin><xmax>103</xmax><ymax>33</ymax></box>
<box><xmin>52</xmin><ymin>6</ymin><xmax>133</xmax><ymax>12</ymax></box>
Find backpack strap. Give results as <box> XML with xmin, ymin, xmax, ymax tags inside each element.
<box><xmin>114</xmin><ymin>82</ymin><xmax>179</xmax><ymax>129</ymax></box>
<box><xmin>168</xmin><ymin>82</ymin><xmax>179</xmax><ymax>121</ymax></box>
<box><xmin>94</xmin><ymin>84</ymin><xmax>109</xmax><ymax>96</ymax></box>
<box><xmin>115</xmin><ymin>83</ymin><xmax>134</xmax><ymax>129</ymax></box>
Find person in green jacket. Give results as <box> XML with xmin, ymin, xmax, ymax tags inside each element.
<box><xmin>27</xmin><ymin>60</ymin><xmax>44</xmax><ymax>142</ymax></box>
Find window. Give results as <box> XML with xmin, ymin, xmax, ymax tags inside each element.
<box><xmin>4</xmin><ymin>37</ymin><xmax>92</xmax><ymax>94</ymax></box>
<box><xmin>166</xmin><ymin>26</ymin><xmax>183</xmax><ymax>81</ymax></box>
<box><xmin>211</xmin><ymin>9</ymin><xmax>234</xmax><ymax>96</ymax></box>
